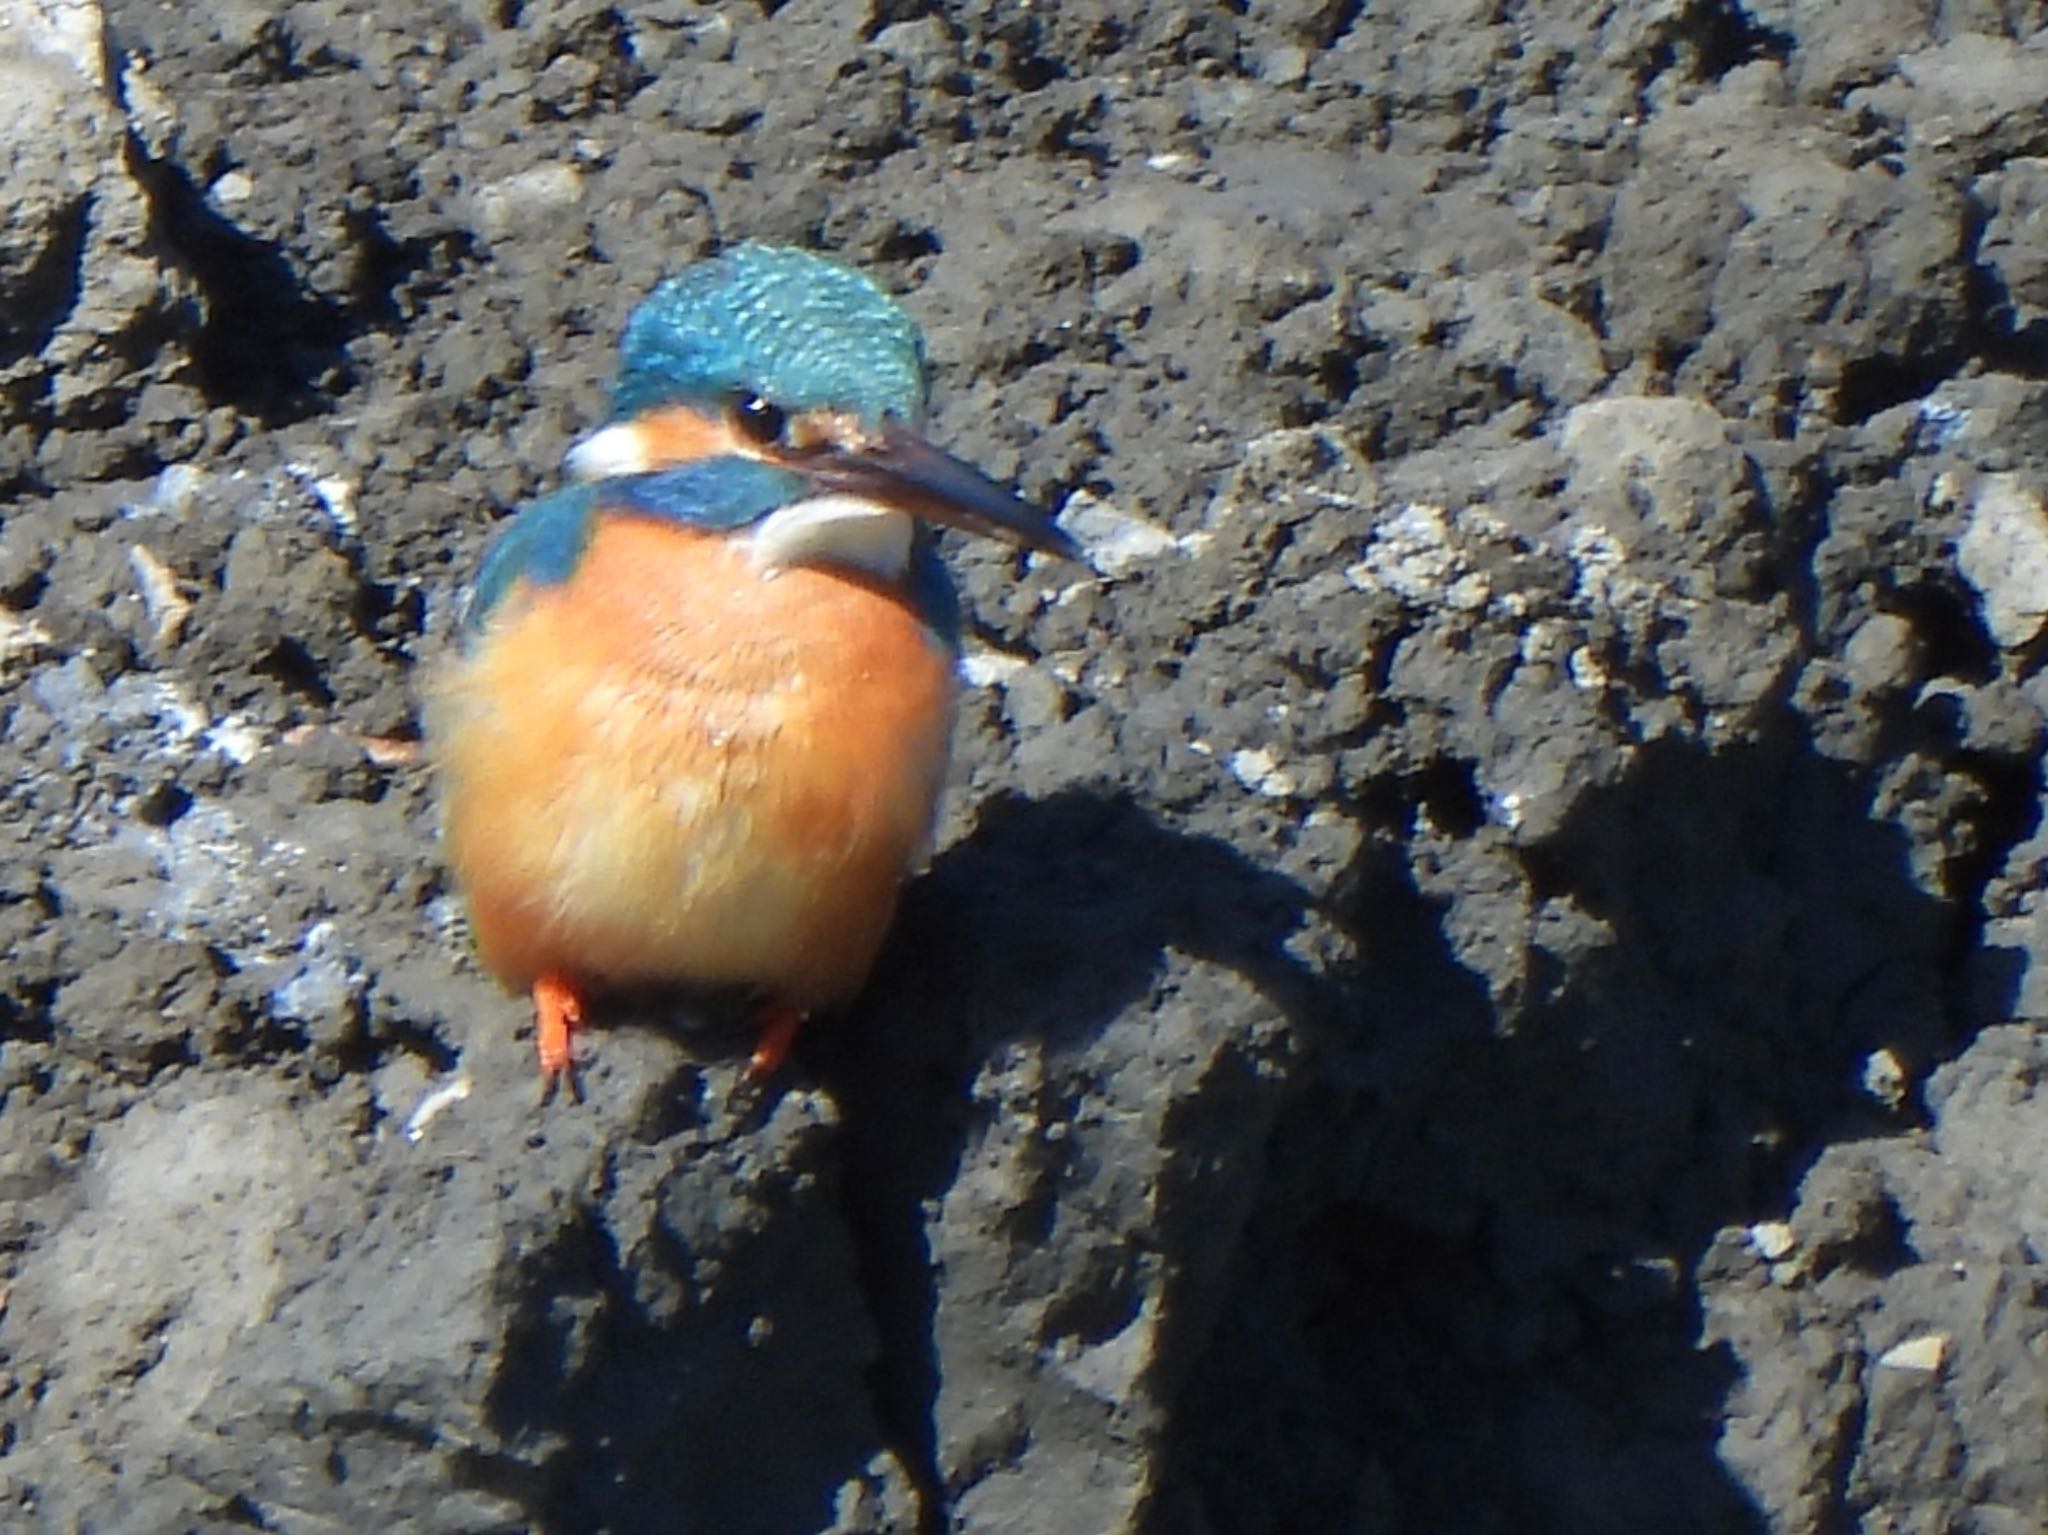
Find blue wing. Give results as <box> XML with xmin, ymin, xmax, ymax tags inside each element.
<box><xmin>461</xmin><ymin>460</ymin><xmax>810</xmax><ymax>639</ymax></box>
<box><xmin>906</xmin><ymin>532</ymin><xmax>961</xmax><ymax>655</ymax></box>
<box><xmin>462</xmin><ymin>485</ymin><xmax>597</xmax><ymax>638</ymax></box>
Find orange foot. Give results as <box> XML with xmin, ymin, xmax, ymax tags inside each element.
<box><xmin>746</xmin><ymin>1001</ymin><xmax>806</xmax><ymax>1080</ymax></box>
<box><xmin>534</xmin><ymin>973</ymin><xmax>585</xmax><ymax>1102</ymax></box>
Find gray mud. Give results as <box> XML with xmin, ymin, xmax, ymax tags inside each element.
<box><xmin>3</xmin><ymin>1</ymin><xmax>2048</xmax><ymax>1531</ymax></box>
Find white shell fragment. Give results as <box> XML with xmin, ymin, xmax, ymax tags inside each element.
<box><xmin>127</xmin><ymin>543</ymin><xmax>192</xmax><ymax>646</ymax></box>
<box><xmin>403</xmin><ymin>1074</ymin><xmax>474</xmax><ymax>1143</ymax></box>
<box><xmin>959</xmin><ymin>648</ymin><xmax>1029</xmax><ymax>688</ymax></box>
<box><xmin>1876</xmin><ymin>1333</ymin><xmax>1948</xmax><ymax>1374</ymax></box>
<box><xmin>1747</xmin><ymin>1221</ymin><xmax>1797</xmax><ymax>1262</ymax></box>
<box><xmin>1229</xmin><ymin>746</ymin><xmax>1298</xmax><ymax>799</ymax></box>
<box><xmin>1860</xmin><ymin>1048</ymin><xmax>1909</xmax><ymax>1111</ymax></box>
<box><xmin>1057</xmin><ymin>490</ymin><xmax>1185</xmax><ymax>578</ymax></box>
<box><xmin>1956</xmin><ymin>473</ymin><xmax>2048</xmax><ymax>650</ymax></box>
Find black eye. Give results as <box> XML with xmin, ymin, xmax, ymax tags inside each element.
<box><xmin>733</xmin><ymin>393</ymin><xmax>788</xmax><ymax>446</ymax></box>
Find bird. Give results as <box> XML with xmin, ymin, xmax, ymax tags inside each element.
<box><xmin>428</xmin><ymin>244</ymin><xmax>1078</xmax><ymax>1096</ymax></box>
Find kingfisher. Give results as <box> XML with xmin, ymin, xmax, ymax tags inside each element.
<box><xmin>427</xmin><ymin>245</ymin><xmax>1076</xmax><ymax>1096</ymax></box>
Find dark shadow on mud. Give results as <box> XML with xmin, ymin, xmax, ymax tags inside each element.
<box><xmin>474</xmin><ymin>699</ymin><xmax>2020</xmax><ymax>1535</ymax></box>
<box><xmin>1146</xmin><ymin>712</ymin><xmax>2013</xmax><ymax>1535</ymax></box>
<box><xmin>820</xmin><ymin>705</ymin><xmax>2014</xmax><ymax>1535</ymax></box>
<box><xmin>460</xmin><ymin>792</ymin><xmax>1282</xmax><ymax>1535</ymax></box>
<box><xmin>815</xmin><ymin>788</ymin><xmax>1349</xmax><ymax>1531</ymax></box>
<box><xmin>467</xmin><ymin>788</ymin><xmax>1331</xmax><ymax>1535</ymax></box>
<box><xmin>120</xmin><ymin>135</ymin><xmax>357</xmax><ymax>421</ymax></box>
<box><xmin>479</xmin><ymin>1065</ymin><xmax>887</xmax><ymax>1535</ymax></box>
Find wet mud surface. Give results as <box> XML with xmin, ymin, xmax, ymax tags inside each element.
<box><xmin>3</xmin><ymin>1</ymin><xmax>2048</xmax><ymax>1531</ymax></box>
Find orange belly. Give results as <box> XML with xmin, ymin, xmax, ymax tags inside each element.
<box><xmin>428</xmin><ymin>514</ymin><xmax>957</xmax><ymax>1008</ymax></box>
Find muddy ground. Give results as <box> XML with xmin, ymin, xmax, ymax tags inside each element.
<box><xmin>2</xmin><ymin>0</ymin><xmax>2047</xmax><ymax>1530</ymax></box>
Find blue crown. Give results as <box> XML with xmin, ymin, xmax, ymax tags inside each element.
<box><xmin>610</xmin><ymin>245</ymin><xmax>928</xmax><ymax>427</ymax></box>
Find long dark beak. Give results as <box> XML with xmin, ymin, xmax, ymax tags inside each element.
<box><xmin>800</xmin><ymin>423</ymin><xmax>1081</xmax><ymax>560</ymax></box>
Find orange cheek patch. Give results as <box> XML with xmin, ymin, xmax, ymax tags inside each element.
<box><xmin>634</xmin><ymin>406</ymin><xmax>739</xmax><ymax>467</ymax></box>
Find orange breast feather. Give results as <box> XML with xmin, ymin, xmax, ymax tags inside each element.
<box><xmin>430</xmin><ymin>515</ymin><xmax>957</xmax><ymax>1007</ymax></box>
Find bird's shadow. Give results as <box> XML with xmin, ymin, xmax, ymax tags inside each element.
<box><xmin>846</xmin><ymin>786</ymin><xmax>1344</xmax><ymax>1056</ymax></box>
<box><xmin>811</xmin><ymin>786</ymin><xmax>1350</xmax><ymax>1528</ymax></box>
<box><xmin>815</xmin><ymin>704</ymin><xmax>2030</xmax><ymax>1534</ymax></box>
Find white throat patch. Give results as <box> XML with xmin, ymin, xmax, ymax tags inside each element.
<box><xmin>747</xmin><ymin>495</ymin><xmax>913</xmax><ymax>579</ymax></box>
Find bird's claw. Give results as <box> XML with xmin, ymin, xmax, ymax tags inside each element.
<box><xmin>536</xmin><ymin>1058</ymin><xmax>584</xmax><ymax>1107</ymax></box>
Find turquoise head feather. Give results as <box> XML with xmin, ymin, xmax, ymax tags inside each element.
<box><xmin>610</xmin><ymin>245</ymin><xmax>929</xmax><ymax>427</ymax></box>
